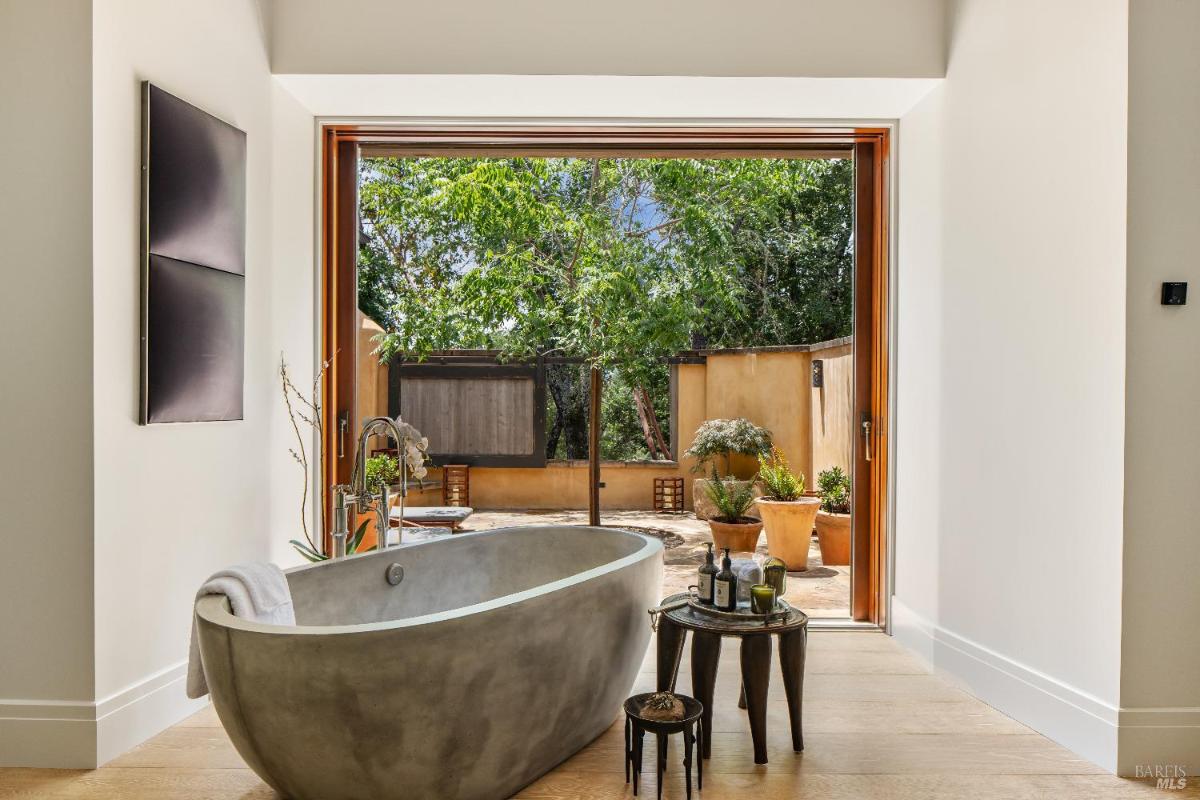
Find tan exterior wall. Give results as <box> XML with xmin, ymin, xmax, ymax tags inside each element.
<box><xmin>406</xmin><ymin>461</ymin><xmax>683</xmax><ymax>510</ymax></box>
<box><xmin>702</xmin><ymin>351</ymin><xmax>813</xmax><ymax>483</ymax></box>
<box><xmin>809</xmin><ymin>342</ymin><xmax>854</xmax><ymax>482</ymax></box>
<box><xmin>357</xmin><ymin>319</ymin><xmax>853</xmax><ymax>511</ymax></box>
<box><xmin>357</xmin><ymin>311</ymin><xmax>389</xmax><ymax>424</ymax></box>
<box><xmin>672</xmin><ymin>363</ymin><xmax>708</xmax><ymax>508</ymax></box>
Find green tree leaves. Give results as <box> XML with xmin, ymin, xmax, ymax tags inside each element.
<box><xmin>357</xmin><ymin>155</ymin><xmax>853</xmax><ymax>458</ymax></box>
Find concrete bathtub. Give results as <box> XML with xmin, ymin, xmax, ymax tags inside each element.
<box><xmin>194</xmin><ymin>525</ymin><xmax>663</xmax><ymax>800</ymax></box>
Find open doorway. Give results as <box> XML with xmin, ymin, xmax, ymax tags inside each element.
<box><xmin>321</xmin><ymin>128</ymin><xmax>888</xmax><ymax>624</ymax></box>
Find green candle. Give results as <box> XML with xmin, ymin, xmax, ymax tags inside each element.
<box><xmin>763</xmin><ymin>557</ymin><xmax>787</xmax><ymax>597</ymax></box>
<box><xmin>750</xmin><ymin>584</ymin><xmax>776</xmax><ymax>614</ymax></box>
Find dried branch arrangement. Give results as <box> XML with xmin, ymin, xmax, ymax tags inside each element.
<box><xmin>280</xmin><ymin>353</ymin><xmax>332</xmax><ymax>556</ymax></box>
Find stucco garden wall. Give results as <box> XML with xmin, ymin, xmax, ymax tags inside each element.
<box><xmin>360</xmin><ymin>312</ymin><xmax>853</xmax><ymax>511</ymax></box>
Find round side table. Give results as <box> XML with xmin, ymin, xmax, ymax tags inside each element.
<box><xmin>623</xmin><ymin>693</ymin><xmax>703</xmax><ymax>800</ymax></box>
<box><xmin>654</xmin><ymin>592</ymin><xmax>808</xmax><ymax>764</ymax></box>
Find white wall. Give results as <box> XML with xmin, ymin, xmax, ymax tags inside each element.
<box><xmin>276</xmin><ymin>74</ymin><xmax>940</xmax><ymax>122</ymax></box>
<box><xmin>267</xmin><ymin>80</ymin><xmax>318</xmax><ymax>567</ymax></box>
<box><xmin>0</xmin><ymin>0</ymin><xmax>98</xmax><ymax>767</ymax></box>
<box><xmin>894</xmin><ymin>0</ymin><xmax>1129</xmax><ymax>772</ymax></box>
<box><xmin>267</xmin><ymin>0</ymin><xmax>947</xmax><ymax>78</ymax></box>
<box><xmin>89</xmin><ymin>0</ymin><xmax>284</xmax><ymax>763</ymax></box>
<box><xmin>1120</xmin><ymin>0</ymin><xmax>1200</xmax><ymax>775</ymax></box>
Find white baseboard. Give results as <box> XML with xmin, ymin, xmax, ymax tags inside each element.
<box><xmin>94</xmin><ymin>660</ymin><xmax>210</xmax><ymax>766</ymax></box>
<box><xmin>1117</xmin><ymin>707</ymin><xmax>1200</xmax><ymax>779</ymax></box>
<box><xmin>890</xmin><ymin>597</ymin><xmax>1120</xmax><ymax>772</ymax></box>
<box><xmin>0</xmin><ymin>660</ymin><xmax>208</xmax><ymax>768</ymax></box>
<box><xmin>0</xmin><ymin>704</ymin><xmax>96</xmax><ymax>768</ymax></box>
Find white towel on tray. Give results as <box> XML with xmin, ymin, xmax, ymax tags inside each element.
<box><xmin>732</xmin><ymin>558</ymin><xmax>764</xmax><ymax>603</ymax></box>
<box><xmin>186</xmin><ymin>562</ymin><xmax>295</xmax><ymax>699</ymax></box>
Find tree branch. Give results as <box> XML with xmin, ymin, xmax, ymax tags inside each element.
<box><xmin>626</xmin><ymin>217</ymin><xmax>682</xmax><ymax>238</ymax></box>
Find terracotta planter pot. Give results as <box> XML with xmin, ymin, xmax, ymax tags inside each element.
<box><xmin>755</xmin><ymin>497</ymin><xmax>820</xmax><ymax>572</ymax></box>
<box><xmin>692</xmin><ymin>478</ymin><xmax>762</xmax><ymax>520</ymax></box>
<box><xmin>354</xmin><ymin>511</ymin><xmax>382</xmax><ymax>552</ymax></box>
<box><xmin>706</xmin><ymin>517</ymin><xmax>764</xmax><ymax>554</ymax></box>
<box><xmin>815</xmin><ymin>509</ymin><xmax>851</xmax><ymax>566</ymax></box>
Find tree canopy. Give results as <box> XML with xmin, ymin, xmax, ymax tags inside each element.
<box><xmin>358</xmin><ymin>156</ymin><xmax>854</xmax><ymax>460</ymax></box>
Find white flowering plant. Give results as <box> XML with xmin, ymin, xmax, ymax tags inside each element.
<box><xmin>366</xmin><ymin>417</ymin><xmax>430</xmax><ymax>492</ymax></box>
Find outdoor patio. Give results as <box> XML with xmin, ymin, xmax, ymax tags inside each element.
<box><xmin>456</xmin><ymin>509</ymin><xmax>851</xmax><ymax>619</ymax></box>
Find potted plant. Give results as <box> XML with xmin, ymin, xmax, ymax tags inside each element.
<box><xmin>364</xmin><ymin>452</ymin><xmax>400</xmax><ymax>495</ymax></box>
<box><xmin>703</xmin><ymin>466</ymin><xmax>764</xmax><ymax>553</ymax></box>
<box><xmin>814</xmin><ymin>466</ymin><xmax>851</xmax><ymax>566</ymax></box>
<box><xmin>684</xmin><ymin>418</ymin><xmax>772</xmax><ymax>520</ymax></box>
<box><xmin>352</xmin><ymin>423</ymin><xmax>431</xmax><ymax>550</ymax></box>
<box><xmin>754</xmin><ymin>448</ymin><xmax>820</xmax><ymax>571</ymax></box>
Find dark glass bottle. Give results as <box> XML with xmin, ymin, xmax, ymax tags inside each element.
<box><xmin>714</xmin><ymin>548</ymin><xmax>737</xmax><ymax>611</ymax></box>
<box><xmin>697</xmin><ymin>543</ymin><xmax>718</xmax><ymax>604</ymax></box>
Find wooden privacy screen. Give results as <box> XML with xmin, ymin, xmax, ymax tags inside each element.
<box><xmin>388</xmin><ymin>361</ymin><xmax>547</xmax><ymax>467</ymax></box>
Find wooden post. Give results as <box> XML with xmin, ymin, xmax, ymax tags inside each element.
<box><xmin>589</xmin><ymin>366</ymin><xmax>602</xmax><ymax>525</ymax></box>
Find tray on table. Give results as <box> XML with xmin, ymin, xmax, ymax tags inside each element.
<box><xmin>649</xmin><ymin>590</ymin><xmax>795</xmax><ymax>632</ymax></box>
<box><xmin>685</xmin><ymin>593</ymin><xmax>792</xmax><ymax>624</ymax></box>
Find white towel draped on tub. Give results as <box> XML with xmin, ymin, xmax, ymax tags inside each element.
<box><xmin>186</xmin><ymin>562</ymin><xmax>296</xmax><ymax>699</ymax></box>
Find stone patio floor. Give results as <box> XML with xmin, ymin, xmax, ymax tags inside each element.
<box><xmin>461</xmin><ymin>509</ymin><xmax>851</xmax><ymax>619</ymax></box>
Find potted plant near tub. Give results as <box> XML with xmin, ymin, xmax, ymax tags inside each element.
<box><xmin>754</xmin><ymin>448</ymin><xmax>820</xmax><ymax>572</ymax></box>
<box><xmin>685</xmin><ymin>418</ymin><xmax>772</xmax><ymax>520</ymax></box>
<box><xmin>814</xmin><ymin>466</ymin><xmax>851</xmax><ymax>566</ymax></box>
<box><xmin>703</xmin><ymin>467</ymin><xmax>764</xmax><ymax>554</ymax></box>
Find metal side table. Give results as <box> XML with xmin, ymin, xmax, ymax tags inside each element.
<box><xmin>654</xmin><ymin>592</ymin><xmax>808</xmax><ymax>765</ymax></box>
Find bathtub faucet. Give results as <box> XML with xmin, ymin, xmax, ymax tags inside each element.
<box><xmin>329</xmin><ymin>416</ymin><xmax>408</xmax><ymax>556</ymax></box>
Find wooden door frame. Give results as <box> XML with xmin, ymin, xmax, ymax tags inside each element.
<box><xmin>319</xmin><ymin>125</ymin><xmax>890</xmax><ymax>624</ymax></box>
<box><xmin>851</xmin><ymin>138</ymin><xmax>890</xmax><ymax>625</ymax></box>
<box><xmin>320</xmin><ymin>133</ymin><xmax>359</xmax><ymax>553</ymax></box>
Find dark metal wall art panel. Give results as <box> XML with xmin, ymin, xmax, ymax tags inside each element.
<box><xmin>141</xmin><ymin>82</ymin><xmax>247</xmax><ymax>424</ymax></box>
<box><xmin>145</xmin><ymin>83</ymin><xmax>246</xmax><ymax>275</ymax></box>
<box><xmin>145</xmin><ymin>255</ymin><xmax>245</xmax><ymax>424</ymax></box>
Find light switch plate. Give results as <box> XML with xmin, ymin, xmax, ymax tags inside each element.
<box><xmin>1161</xmin><ymin>282</ymin><xmax>1187</xmax><ymax>306</ymax></box>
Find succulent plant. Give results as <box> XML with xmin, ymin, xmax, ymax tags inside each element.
<box><xmin>757</xmin><ymin>447</ymin><xmax>806</xmax><ymax>501</ymax></box>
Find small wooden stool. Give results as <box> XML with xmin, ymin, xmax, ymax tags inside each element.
<box><xmin>623</xmin><ymin>693</ymin><xmax>703</xmax><ymax>800</ymax></box>
<box><xmin>653</xmin><ymin>476</ymin><xmax>685</xmax><ymax>514</ymax></box>
<box><xmin>442</xmin><ymin>465</ymin><xmax>470</xmax><ymax>507</ymax></box>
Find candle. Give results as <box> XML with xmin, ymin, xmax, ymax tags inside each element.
<box><xmin>750</xmin><ymin>584</ymin><xmax>776</xmax><ymax>614</ymax></box>
<box><xmin>763</xmin><ymin>557</ymin><xmax>787</xmax><ymax>597</ymax></box>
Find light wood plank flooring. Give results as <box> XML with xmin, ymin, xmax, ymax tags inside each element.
<box><xmin>0</xmin><ymin>632</ymin><xmax>1188</xmax><ymax>799</ymax></box>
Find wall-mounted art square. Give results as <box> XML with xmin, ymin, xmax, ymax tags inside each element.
<box><xmin>144</xmin><ymin>83</ymin><xmax>246</xmax><ymax>274</ymax></box>
<box><xmin>141</xmin><ymin>82</ymin><xmax>246</xmax><ymax>424</ymax></box>
<box><xmin>145</xmin><ymin>255</ymin><xmax>245</xmax><ymax>423</ymax></box>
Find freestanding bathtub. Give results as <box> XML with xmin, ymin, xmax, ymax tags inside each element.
<box><xmin>194</xmin><ymin>525</ymin><xmax>663</xmax><ymax>800</ymax></box>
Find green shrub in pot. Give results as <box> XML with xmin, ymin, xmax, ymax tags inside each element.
<box><xmin>814</xmin><ymin>466</ymin><xmax>852</xmax><ymax>566</ymax></box>
<box><xmin>684</xmin><ymin>418</ymin><xmax>772</xmax><ymax>477</ymax></box>
<box><xmin>817</xmin><ymin>466</ymin><xmax>851</xmax><ymax>513</ymax></box>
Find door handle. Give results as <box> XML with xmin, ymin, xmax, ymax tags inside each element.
<box><xmin>861</xmin><ymin>415</ymin><xmax>873</xmax><ymax>463</ymax></box>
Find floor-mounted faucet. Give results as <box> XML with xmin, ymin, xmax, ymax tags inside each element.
<box><xmin>330</xmin><ymin>416</ymin><xmax>408</xmax><ymax>557</ymax></box>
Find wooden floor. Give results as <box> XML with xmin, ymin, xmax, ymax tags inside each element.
<box><xmin>0</xmin><ymin>632</ymin><xmax>1187</xmax><ymax>799</ymax></box>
